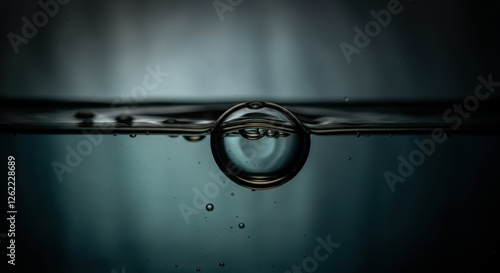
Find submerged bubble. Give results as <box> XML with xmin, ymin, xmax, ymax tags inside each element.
<box><xmin>219</xmin><ymin>262</ymin><xmax>225</xmax><ymax>267</ymax></box>
<box><xmin>210</xmin><ymin>102</ymin><xmax>310</xmax><ymax>190</ymax></box>
<box><xmin>239</xmin><ymin>128</ymin><xmax>265</xmax><ymax>140</ymax></box>
<box><xmin>206</xmin><ymin>203</ymin><xmax>214</xmax><ymax>212</ymax></box>
<box><xmin>347</xmin><ymin>156</ymin><xmax>351</xmax><ymax>160</ymax></box>
<box><xmin>129</xmin><ymin>134</ymin><xmax>137</xmax><ymax>138</ymax></box>
<box><xmin>196</xmin><ymin>267</ymin><xmax>201</xmax><ymax>272</ymax></box>
<box><xmin>184</xmin><ymin>136</ymin><xmax>206</xmax><ymax>142</ymax></box>
<box><xmin>238</xmin><ymin>223</ymin><xmax>245</xmax><ymax>229</ymax></box>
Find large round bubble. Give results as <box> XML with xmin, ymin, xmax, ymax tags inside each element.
<box><xmin>210</xmin><ymin>102</ymin><xmax>310</xmax><ymax>189</ymax></box>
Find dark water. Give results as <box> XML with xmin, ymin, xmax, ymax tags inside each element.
<box><xmin>1</xmin><ymin>131</ymin><xmax>499</xmax><ymax>272</ymax></box>
<box><xmin>1</xmin><ymin>0</ymin><xmax>499</xmax><ymax>271</ymax></box>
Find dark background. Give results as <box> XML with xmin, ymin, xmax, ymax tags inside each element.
<box><xmin>1</xmin><ymin>0</ymin><xmax>499</xmax><ymax>272</ymax></box>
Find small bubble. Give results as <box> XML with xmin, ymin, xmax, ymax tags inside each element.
<box><xmin>163</xmin><ymin>118</ymin><xmax>176</xmax><ymax>124</ymax></box>
<box><xmin>175</xmin><ymin>265</ymin><xmax>179</xmax><ymax>268</ymax></box>
<box><xmin>206</xmin><ymin>203</ymin><xmax>214</xmax><ymax>212</ymax></box>
<box><xmin>389</xmin><ymin>134</ymin><xmax>393</xmax><ymax>137</ymax></box>
<box><xmin>278</xmin><ymin>131</ymin><xmax>290</xmax><ymax>138</ymax></box>
<box><xmin>116</xmin><ymin>114</ymin><xmax>134</xmax><ymax>124</ymax></box>
<box><xmin>129</xmin><ymin>134</ymin><xmax>137</xmax><ymax>138</ymax></box>
<box><xmin>238</xmin><ymin>223</ymin><xmax>245</xmax><ymax>229</ymax></box>
<box><xmin>347</xmin><ymin>156</ymin><xmax>351</xmax><ymax>160</ymax></box>
<box><xmin>183</xmin><ymin>136</ymin><xmax>206</xmax><ymax>143</ymax></box>
<box><xmin>145</xmin><ymin>131</ymin><xmax>150</xmax><ymax>135</ymax></box>
<box><xmin>196</xmin><ymin>267</ymin><xmax>201</xmax><ymax>272</ymax></box>
<box><xmin>356</xmin><ymin>132</ymin><xmax>360</xmax><ymax>138</ymax></box>
<box><xmin>247</xmin><ymin>101</ymin><xmax>263</xmax><ymax>109</ymax></box>
<box><xmin>231</xmin><ymin>192</ymin><xmax>234</xmax><ymax>196</ymax></box>
<box><xmin>344</xmin><ymin>97</ymin><xmax>349</xmax><ymax>102</ymax></box>
<box><xmin>219</xmin><ymin>262</ymin><xmax>225</xmax><ymax>267</ymax></box>
<box><xmin>247</xmin><ymin>235</ymin><xmax>251</xmax><ymax>239</ymax></box>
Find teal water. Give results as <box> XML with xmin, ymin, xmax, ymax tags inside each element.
<box><xmin>2</xmin><ymin>134</ymin><xmax>499</xmax><ymax>272</ymax></box>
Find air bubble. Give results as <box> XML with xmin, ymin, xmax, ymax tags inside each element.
<box><xmin>247</xmin><ymin>101</ymin><xmax>264</xmax><ymax>109</ymax></box>
<box><xmin>116</xmin><ymin>114</ymin><xmax>134</xmax><ymax>124</ymax></box>
<box><xmin>196</xmin><ymin>267</ymin><xmax>201</xmax><ymax>272</ymax></box>
<box><xmin>206</xmin><ymin>203</ymin><xmax>214</xmax><ymax>212</ymax></box>
<box><xmin>163</xmin><ymin>118</ymin><xmax>176</xmax><ymax>124</ymax></box>
<box><xmin>129</xmin><ymin>134</ymin><xmax>137</xmax><ymax>138</ymax></box>
<box><xmin>184</xmin><ymin>136</ymin><xmax>206</xmax><ymax>143</ymax></box>
<box><xmin>210</xmin><ymin>102</ymin><xmax>310</xmax><ymax>190</ymax></box>
<box><xmin>239</xmin><ymin>128</ymin><xmax>265</xmax><ymax>140</ymax></box>
<box><xmin>238</xmin><ymin>223</ymin><xmax>245</xmax><ymax>229</ymax></box>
